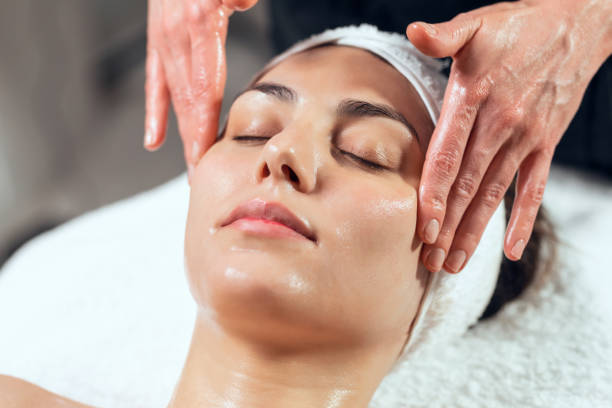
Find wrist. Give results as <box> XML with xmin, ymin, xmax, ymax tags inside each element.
<box><xmin>542</xmin><ymin>0</ymin><xmax>612</xmax><ymax>67</ymax></box>
<box><xmin>567</xmin><ymin>0</ymin><xmax>611</xmax><ymax>63</ymax></box>
<box><xmin>579</xmin><ymin>0</ymin><xmax>612</xmax><ymax>61</ymax></box>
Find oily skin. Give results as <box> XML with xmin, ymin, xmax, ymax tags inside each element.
<box><xmin>176</xmin><ymin>46</ymin><xmax>433</xmax><ymax>408</ymax></box>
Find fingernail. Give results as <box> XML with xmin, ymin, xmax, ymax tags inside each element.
<box><xmin>191</xmin><ymin>141</ymin><xmax>201</xmax><ymax>162</ymax></box>
<box><xmin>511</xmin><ymin>239</ymin><xmax>526</xmax><ymax>259</ymax></box>
<box><xmin>445</xmin><ymin>250</ymin><xmax>466</xmax><ymax>273</ymax></box>
<box><xmin>424</xmin><ymin>219</ymin><xmax>440</xmax><ymax>244</ymax></box>
<box><xmin>420</xmin><ymin>22</ymin><xmax>438</xmax><ymax>36</ymax></box>
<box><xmin>427</xmin><ymin>248</ymin><xmax>446</xmax><ymax>272</ymax></box>
<box><xmin>144</xmin><ymin>129</ymin><xmax>155</xmax><ymax>147</ymax></box>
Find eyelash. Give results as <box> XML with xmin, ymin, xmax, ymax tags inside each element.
<box><xmin>232</xmin><ymin>135</ymin><xmax>269</xmax><ymax>143</ymax></box>
<box><xmin>232</xmin><ymin>135</ymin><xmax>387</xmax><ymax>172</ymax></box>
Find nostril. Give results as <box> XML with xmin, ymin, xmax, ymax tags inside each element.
<box><xmin>260</xmin><ymin>163</ymin><xmax>271</xmax><ymax>179</ymax></box>
<box><xmin>282</xmin><ymin>164</ymin><xmax>299</xmax><ymax>184</ymax></box>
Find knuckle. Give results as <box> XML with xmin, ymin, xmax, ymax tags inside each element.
<box><xmin>526</xmin><ymin>182</ymin><xmax>546</xmax><ymax>205</ymax></box>
<box><xmin>422</xmin><ymin>190</ymin><xmax>446</xmax><ymax>213</ymax></box>
<box><xmin>430</xmin><ymin>149</ymin><xmax>461</xmax><ymax>180</ymax></box>
<box><xmin>500</xmin><ymin>106</ymin><xmax>526</xmax><ymax>131</ymax></box>
<box><xmin>468</xmin><ymin>74</ymin><xmax>494</xmax><ymax>105</ymax></box>
<box><xmin>191</xmin><ymin>77</ymin><xmax>212</xmax><ymax>100</ymax></box>
<box><xmin>453</xmin><ymin>173</ymin><xmax>479</xmax><ymax>201</ymax></box>
<box><xmin>463</xmin><ymin>87</ymin><xmax>485</xmax><ymax>107</ymax></box>
<box><xmin>481</xmin><ymin>181</ymin><xmax>508</xmax><ymax>208</ymax></box>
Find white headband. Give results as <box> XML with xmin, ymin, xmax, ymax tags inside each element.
<box><xmin>254</xmin><ymin>24</ymin><xmax>505</xmax><ymax>367</ymax></box>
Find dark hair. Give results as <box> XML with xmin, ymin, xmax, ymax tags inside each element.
<box><xmin>478</xmin><ymin>179</ymin><xmax>557</xmax><ymax>321</ymax></box>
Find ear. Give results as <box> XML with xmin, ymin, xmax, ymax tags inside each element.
<box><xmin>406</xmin><ymin>15</ymin><xmax>482</xmax><ymax>59</ymax></box>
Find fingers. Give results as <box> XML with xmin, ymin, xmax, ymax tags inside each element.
<box><xmin>418</xmin><ymin>78</ymin><xmax>480</xmax><ymax>246</ymax></box>
<box><xmin>424</xmin><ymin>115</ymin><xmax>511</xmax><ymax>269</ymax></box>
<box><xmin>146</xmin><ymin>0</ymin><xmax>241</xmax><ymax>175</ymax></box>
<box><xmin>504</xmin><ymin>150</ymin><xmax>552</xmax><ymax>260</ymax></box>
<box><xmin>144</xmin><ymin>47</ymin><xmax>170</xmax><ymax>150</ymax></box>
<box><xmin>422</xmin><ymin>142</ymin><xmax>522</xmax><ymax>273</ymax></box>
<box><xmin>187</xmin><ymin>1</ymin><xmax>229</xmax><ymax>158</ymax></box>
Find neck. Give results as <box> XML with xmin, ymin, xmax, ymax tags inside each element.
<box><xmin>168</xmin><ymin>312</ymin><xmax>403</xmax><ymax>408</ymax></box>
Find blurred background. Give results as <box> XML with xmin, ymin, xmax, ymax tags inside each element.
<box><xmin>0</xmin><ymin>0</ymin><xmax>274</xmax><ymax>266</ymax></box>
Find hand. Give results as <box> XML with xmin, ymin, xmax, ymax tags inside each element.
<box><xmin>144</xmin><ymin>0</ymin><xmax>259</xmax><ymax>180</ymax></box>
<box><xmin>407</xmin><ymin>0</ymin><xmax>612</xmax><ymax>273</ymax></box>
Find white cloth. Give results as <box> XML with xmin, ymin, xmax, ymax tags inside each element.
<box><xmin>259</xmin><ymin>24</ymin><xmax>448</xmax><ymax>151</ymax></box>
<box><xmin>257</xmin><ymin>24</ymin><xmax>505</xmax><ymax>364</ymax></box>
<box><xmin>0</xmin><ymin>165</ymin><xmax>611</xmax><ymax>407</ymax></box>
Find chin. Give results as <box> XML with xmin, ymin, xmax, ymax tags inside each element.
<box><xmin>185</xmin><ymin>250</ymin><xmax>363</xmax><ymax>351</ymax></box>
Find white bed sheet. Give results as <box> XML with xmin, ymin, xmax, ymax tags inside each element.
<box><xmin>0</xmin><ymin>165</ymin><xmax>611</xmax><ymax>407</ymax></box>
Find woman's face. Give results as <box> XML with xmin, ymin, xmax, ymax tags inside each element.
<box><xmin>185</xmin><ymin>46</ymin><xmax>434</xmax><ymax>352</ymax></box>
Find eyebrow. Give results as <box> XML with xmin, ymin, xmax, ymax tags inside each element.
<box><xmin>336</xmin><ymin>99</ymin><xmax>419</xmax><ymax>141</ymax></box>
<box><xmin>235</xmin><ymin>81</ymin><xmax>419</xmax><ymax>141</ymax></box>
<box><xmin>236</xmin><ymin>82</ymin><xmax>297</xmax><ymax>103</ymax></box>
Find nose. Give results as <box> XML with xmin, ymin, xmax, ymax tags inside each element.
<box><xmin>255</xmin><ymin>130</ymin><xmax>318</xmax><ymax>193</ymax></box>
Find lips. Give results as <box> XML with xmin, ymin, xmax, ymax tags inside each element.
<box><xmin>220</xmin><ymin>198</ymin><xmax>316</xmax><ymax>242</ymax></box>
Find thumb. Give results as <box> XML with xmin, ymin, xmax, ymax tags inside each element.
<box><xmin>406</xmin><ymin>15</ymin><xmax>481</xmax><ymax>58</ymax></box>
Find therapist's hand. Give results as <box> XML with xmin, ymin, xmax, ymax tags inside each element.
<box><xmin>144</xmin><ymin>0</ymin><xmax>258</xmax><ymax>180</ymax></box>
<box><xmin>407</xmin><ymin>0</ymin><xmax>612</xmax><ymax>272</ymax></box>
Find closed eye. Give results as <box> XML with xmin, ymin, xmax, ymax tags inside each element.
<box><xmin>336</xmin><ymin>148</ymin><xmax>388</xmax><ymax>172</ymax></box>
<box><xmin>232</xmin><ymin>135</ymin><xmax>270</xmax><ymax>144</ymax></box>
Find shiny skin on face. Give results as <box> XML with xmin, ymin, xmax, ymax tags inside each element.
<box><xmin>185</xmin><ymin>46</ymin><xmax>434</xmax><ymax>352</ymax></box>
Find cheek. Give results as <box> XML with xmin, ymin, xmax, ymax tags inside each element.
<box><xmin>185</xmin><ymin>144</ymin><xmax>254</xmax><ymax>299</ymax></box>
<box><xmin>329</xmin><ymin>180</ymin><xmax>419</xmax><ymax>256</ymax></box>
<box><xmin>191</xmin><ymin>143</ymin><xmax>252</xmax><ymax>205</ymax></box>
<box><xmin>322</xmin><ymin>177</ymin><xmax>423</xmax><ymax>334</ymax></box>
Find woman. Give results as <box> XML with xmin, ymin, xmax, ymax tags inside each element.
<box><xmin>1</xmin><ymin>26</ymin><xmax>554</xmax><ymax>407</ymax></box>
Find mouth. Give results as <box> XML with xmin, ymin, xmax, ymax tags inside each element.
<box><xmin>220</xmin><ymin>198</ymin><xmax>317</xmax><ymax>243</ymax></box>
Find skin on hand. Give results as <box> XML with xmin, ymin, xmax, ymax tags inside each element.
<box><xmin>406</xmin><ymin>0</ymin><xmax>612</xmax><ymax>273</ymax></box>
<box><xmin>144</xmin><ymin>0</ymin><xmax>259</xmax><ymax>181</ymax></box>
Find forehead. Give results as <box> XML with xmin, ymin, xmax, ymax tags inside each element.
<box><xmin>258</xmin><ymin>45</ymin><xmax>434</xmax><ymax>137</ymax></box>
